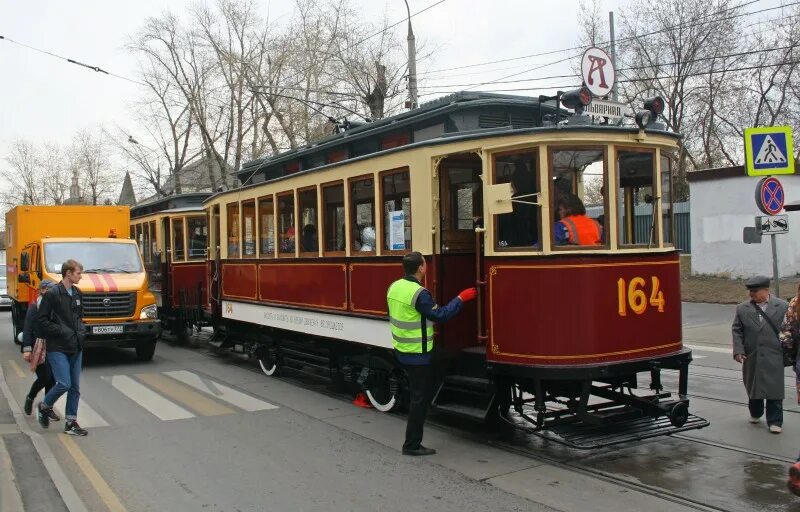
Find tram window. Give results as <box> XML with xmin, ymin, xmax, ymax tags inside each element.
<box><xmin>149</xmin><ymin>221</ymin><xmax>157</xmax><ymax>262</ymax></box>
<box><xmin>258</xmin><ymin>196</ymin><xmax>275</xmax><ymax>257</ymax></box>
<box><xmin>277</xmin><ymin>192</ymin><xmax>295</xmax><ymax>255</ymax></box>
<box><xmin>381</xmin><ymin>170</ymin><xmax>411</xmax><ymax>252</ymax></box>
<box><xmin>187</xmin><ymin>217</ymin><xmax>208</xmax><ymax>260</ymax></box>
<box><xmin>550</xmin><ymin>148</ymin><xmax>606</xmax><ymax>248</ymax></box>
<box><xmin>172</xmin><ymin>218</ymin><xmax>186</xmax><ymax>261</ymax></box>
<box><xmin>142</xmin><ymin>223</ymin><xmax>151</xmax><ymax>264</ymax></box>
<box><xmin>323</xmin><ymin>182</ymin><xmax>345</xmax><ymax>253</ymax></box>
<box><xmin>227</xmin><ymin>202</ymin><xmax>241</xmax><ymax>258</ymax></box>
<box><xmin>350</xmin><ymin>177</ymin><xmax>375</xmax><ymax>253</ymax></box>
<box><xmin>617</xmin><ymin>150</ymin><xmax>656</xmax><ymax>246</ymax></box>
<box><xmin>135</xmin><ymin>224</ymin><xmax>144</xmax><ymax>255</ymax></box>
<box><xmin>494</xmin><ymin>151</ymin><xmax>540</xmax><ymax>249</ymax></box>
<box><xmin>661</xmin><ymin>154</ymin><xmax>674</xmax><ymax>246</ymax></box>
<box><xmin>242</xmin><ymin>200</ymin><xmax>256</xmax><ymax>257</ymax></box>
<box><xmin>298</xmin><ymin>187</ymin><xmax>319</xmax><ymax>254</ymax></box>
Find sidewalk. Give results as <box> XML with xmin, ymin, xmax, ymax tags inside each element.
<box><xmin>0</xmin><ymin>365</ymin><xmax>71</xmax><ymax>512</ymax></box>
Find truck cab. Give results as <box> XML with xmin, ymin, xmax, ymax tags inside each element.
<box><xmin>6</xmin><ymin>206</ymin><xmax>160</xmax><ymax>360</ymax></box>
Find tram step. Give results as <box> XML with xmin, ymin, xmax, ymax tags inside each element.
<box><xmin>432</xmin><ymin>402</ymin><xmax>488</xmax><ymax>422</ymax></box>
<box><xmin>441</xmin><ymin>375</ymin><xmax>495</xmax><ymax>393</ymax></box>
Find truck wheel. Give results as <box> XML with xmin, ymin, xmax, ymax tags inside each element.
<box><xmin>135</xmin><ymin>341</ymin><xmax>157</xmax><ymax>361</ymax></box>
<box><xmin>11</xmin><ymin>307</ymin><xmax>21</xmax><ymax>345</ymax></box>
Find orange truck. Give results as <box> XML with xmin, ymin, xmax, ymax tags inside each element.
<box><xmin>5</xmin><ymin>205</ymin><xmax>160</xmax><ymax>360</ymax></box>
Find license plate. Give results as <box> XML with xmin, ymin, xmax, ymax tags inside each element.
<box><xmin>93</xmin><ymin>325</ymin><xmax>124</xmax><ymax>334</ymax></box>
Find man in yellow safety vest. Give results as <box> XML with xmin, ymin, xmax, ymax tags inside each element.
<box><xmin>387</xmin><ymin>251</ymin><xmax>477</xmax><ymax>456</ymax></box>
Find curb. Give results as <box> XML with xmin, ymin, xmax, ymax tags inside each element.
<box><xmin>0</xmin><ymin>365</ymin><xmax>88</xmax><ymax>512</ymax></box>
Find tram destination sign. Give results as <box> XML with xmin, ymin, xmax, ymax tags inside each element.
<box><xmin>586</xmin><ymin>98</ymin><xmax>630</xmax><ymax>120</ymax></box>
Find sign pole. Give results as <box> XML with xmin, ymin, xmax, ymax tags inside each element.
<box><xmin>771</xmin><ymin>234</ymin><xmax>780</xmax><ymax>298</ymax></box>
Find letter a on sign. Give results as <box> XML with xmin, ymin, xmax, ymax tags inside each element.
<box><xmin>744</xmin><ymin>126</ymin><xmax>795</xmax><ymax>176</ymax></box>
<box><xmin>581</xmin><ymin>47</ymin><xmax>615</xmax><ymax>97</ymax></box>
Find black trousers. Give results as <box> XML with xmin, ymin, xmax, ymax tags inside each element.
<box><xmin>749</xmin><ymin>398</ymin><xmax>783</xmax><ymax>426</ymax></box>
<box><xmin>401</xmin><ymin>363</ymin><xmax>436</xmax><ymax>451</ymax></box>
<box><xmin>27</xmin><ymin>359</ymin><xmax>54</xmax><ymax>400</ymax></box>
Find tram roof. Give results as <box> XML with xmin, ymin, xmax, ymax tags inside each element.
<box><xmin>210</xmin><ymin>91</ymin><xmax>679</xmax><ymax>203</ymax></box>
<box><xmin>131</xmin><ymin>192</ymin><xmax>211</xmax><ymax>219</ymax></box>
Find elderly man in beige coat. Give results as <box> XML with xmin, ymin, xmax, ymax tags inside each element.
<box><xmin>732</xmin><ymin>276</ymin><xmax>789</xmax><ymax>433</ymax></box>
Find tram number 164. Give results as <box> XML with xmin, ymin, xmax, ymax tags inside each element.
<box><xmin>617</xmin><ymin>276</ymin><xmax>665</xmax><ymax>316</ymax></box>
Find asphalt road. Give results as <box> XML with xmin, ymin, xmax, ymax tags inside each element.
<box><xmin>1</xmin><ymin>304</ymin><xmax>798</xmax><ymax>512</ymax></box>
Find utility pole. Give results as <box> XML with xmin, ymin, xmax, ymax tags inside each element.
<box><xmin>609</xmin><ymin>11</ymin><xmax>618</xmax><ymax>101</ymax></box>
<box><xmin>403</xmin><ymin>0</ymin><xmax>418</xmax><ymax>109</ymax></box>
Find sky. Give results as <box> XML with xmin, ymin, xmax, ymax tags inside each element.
<box><xmin>0</xmin><ymin>0</ymin><xmax>788</xmax><ymax>164</ymax></box>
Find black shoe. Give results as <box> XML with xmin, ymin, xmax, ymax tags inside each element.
<box><xmin>63</xmin><ymin>421</ymin><xmax>88</xmax><ymax>436</ymax></box>
<box><xmin>24</xmin><ymin>396</ymin><xmax>33</xmax><ymax>416</ymax></box>
<box><xmin>402</xmin><ymin>446</ymin><xmax>436</xmax><ymax>456</ymax></box>
<box><xmin>47</xmin><ymin>408</ymin><xmax>61</xmax><ymax>421</ymax></box>
<box><xmin>37</xmin><ymin>403</ymin><xmax>51</xmax><ymax>429</ymax></box>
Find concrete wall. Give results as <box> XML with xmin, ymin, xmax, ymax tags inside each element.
<box><xmin>690</xmin><ymin>174</ymin><xmax>800</xmax><ymax>278</ymax></box>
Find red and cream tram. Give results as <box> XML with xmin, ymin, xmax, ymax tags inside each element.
<box><xmin>130</xmin><ymin>193</ymin><xmax>212</xmax><ymax>341</ymax></box>
<box><xmin>146</xmin><ymin>91</ymin><xmax>708</xmax><ymax>447</ymax></box>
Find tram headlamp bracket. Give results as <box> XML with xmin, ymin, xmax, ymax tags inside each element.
<box><xmin>634</xmin><ymin>110</ymin><xmax>652</xmax><ymax>130</ymax></box>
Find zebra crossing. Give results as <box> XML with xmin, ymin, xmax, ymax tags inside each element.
<box><xmin>42</xmin><ymin>370</ymin><xmax>278</xmax><ymax>428</ymax></box>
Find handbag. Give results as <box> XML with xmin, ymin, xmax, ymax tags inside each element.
<box><xmin>752</xmin><ymin>303</ymin><xmax>795</xmax><ymax>367</ymax></box>
<box><xmin>29</xmin><ymin>338</ymin><xmax>46</xmax><ymax>371</ymax></box>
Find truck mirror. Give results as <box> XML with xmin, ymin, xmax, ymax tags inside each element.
<box><xmin>20</xmin><ymin>253</ymin><xmax>29</xmax><ymax>272</ymax></box>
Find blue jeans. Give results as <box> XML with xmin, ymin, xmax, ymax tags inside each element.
<box><xmin>43</xmin><ymin>351</ymin><xmax>82</xmax><ymax>421</ymax></box>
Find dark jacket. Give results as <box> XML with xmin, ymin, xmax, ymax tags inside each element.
<box><xmin>37</xmin><ymin>282</ymin><xmax>85</xmax><ymax>355</ymax></box>
<box><xmin>21</xmin><ymin>300</ymin><xmax>41</xmax><ymax>353</ymax></box>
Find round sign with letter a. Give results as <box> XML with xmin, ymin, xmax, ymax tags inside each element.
<box><xmin>755</xmin><ymin>176</ymin><xmax>785</xmax><ymax>215</ymax></box>
<box><xmin>581</xmin><ymin>47</ymin><xmax>616</xmax><ymax>97</ymax></box>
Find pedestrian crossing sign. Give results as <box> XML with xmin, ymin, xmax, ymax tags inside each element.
<box><xmin>744</xmin><ymin>126</ymin><xmax>794</xmax><ymax>176</ymax></box>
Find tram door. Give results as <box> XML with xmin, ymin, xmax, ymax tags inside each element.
<box><xmin>437</xmin><ymin>153</ymin><xmax>483</xmax><ymax>351</ymax></box>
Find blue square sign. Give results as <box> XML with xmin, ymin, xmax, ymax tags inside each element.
<box><xmin>744</xmin><ymin>126</ymin><xmax>795</xmax><ymax>176</ymax></box>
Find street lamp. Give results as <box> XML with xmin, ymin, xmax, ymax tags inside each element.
<box><xmin>403</xmin><ymin>0</ymin><xmax>418</xmax><ymax>109</ymax></box>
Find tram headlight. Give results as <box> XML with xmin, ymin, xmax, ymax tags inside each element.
<box><xmin>644</xmin><ymin>96</ymin><xmax>665</xmax><ymax>116</ymax></box>
<box><xmin>634</xmin><ymin>110</ymin><xmax>652</xmax><ymax>129</ymax></box>
<box><xmin>561</xmin><ymin>87</ymin><xmax>592</xmax><ymax>113</ymax></box>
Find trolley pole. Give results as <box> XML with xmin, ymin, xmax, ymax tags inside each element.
<box><xmin>609</xmin><ymin>11</ymin><xmax>618</xmax><ymax>101</ymax></box>
<box><xmin>403</xmin><ymin>0</ymin><xmax>418</xmax><ymax>109</ymax></box>
<box><xmin>771</xmin><ymin>234</ymin><xmax>780</xmax><ymax>298</ymax></box>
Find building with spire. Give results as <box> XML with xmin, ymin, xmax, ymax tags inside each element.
<box><xmin>62</xmin><ymin>168</ymin><xmax>86</xmax><ymax>205</ymax></box>
<box><xmin>117</xmin><ymin>172</ymin><xmax>137</xmax><ymax>206</ymax></box>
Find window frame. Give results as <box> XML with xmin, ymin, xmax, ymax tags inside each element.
<box><xmin>186</xmin><ymin>214</ymin><xmax>208</xmax><ymax>261</ymax></box>
<box><xmin>614</xmin><ymin>145</ymin><xmax>658</xmax><ymax>249</ymax></box>
<box><xmin>276</xmin><ymin>190</ymin><xmax>297</xmax><ymax>259</ymax></box>
<box><xmin>491</xmin><ymin>148</ymin><xmax>542</xmax><ymax>252</ymax></box>
<box><xmin>170</xmin><ymin>216</ymin><xmax>187</xmax><ymax>263</ymax></box>
<box><xmin>347</xmin><ymin>174</ymin><xmax>377</xmax><ymax>255</ymax></box>
<box><xmin>226</xmin><ymin>202</ymin><xmax>241</xmax><ymax>259</ymax></box>
<box><xmin>241</xmin><ymin>199</ymin><xmax>257</xmax><ymax>258</ymax></box>
<box><xmin>257</xmin><ymin>194</ymin><xmax>276</xmax><ymax>259</ymax></box>
<box><xmin>378</xmin><ymin>167</ymin><xmax>412</xmax><ymax>255</ymax></box>
<box><xmin>297</xmin><ymin>185</ymin><xmax>320</xmax><ymax>257</ymax></box>
<box><xmin>660</xmin><ymin>151</ymin><xmax>675</xmax><ymax>248</ymax></box>
<box><xmin>547</xmin><ymin>144</ymin><xmax>610</xmax><ymax>252</ymax></box>
<box><xmin>321</xmin><ymin>179</ymin><xmax>346</xmax><ymax>257</ymax></box>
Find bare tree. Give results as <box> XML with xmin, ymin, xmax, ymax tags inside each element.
<box><xmin>71</xmin><ymin>130</ymin><xmax>116</xmax><ymax>205</ymax></box>
<box><xmin>1</xmin><ymin>140</ymin><xmax>45</xmax><ymax>206</ymax></box>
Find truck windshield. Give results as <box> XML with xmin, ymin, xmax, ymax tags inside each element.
<box><xmin>44</xmin><ymin>243</ymin><xmax>143</xmax><ymax>274</ymax></box>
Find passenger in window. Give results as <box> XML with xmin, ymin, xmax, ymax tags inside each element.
<box><xmin>359</xmin><ymin>225</ymin><xmax>376</xmax><ymax>251</ymax></box>
<box><xmin>281</xmin><ymin>226</ymin><xmax>295</xmax><ymax>253</ymax></box>
<box><xmin>554</xmin><ymin>194</ymin><xmax>602</xmax><ymax>246</ymax></box>
<box><xmin>302</xmin><ymin>224</ymin><xmax>318</xmax><ymax>252</ymax></box>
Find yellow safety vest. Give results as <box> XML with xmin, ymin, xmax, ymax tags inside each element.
<box><xmin>387</xmin><ymin>278</ymin><xmax>433</xmax><ymax>354</ymax></box>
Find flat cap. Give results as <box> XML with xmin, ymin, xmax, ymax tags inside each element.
<box><xmin>39</xmin><ymin>279</ymin><xmax>57</xmax><ymax>292</ymax></box>
<box><xmin>745</xmin><ymin>275</ymin><xmax>770</xmax><ymax>289</ymax></box>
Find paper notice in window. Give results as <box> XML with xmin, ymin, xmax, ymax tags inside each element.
<box><xmin>389</xmin><ymin>211</ymin><xmax>405</xmax><ymax>250</ymax></box>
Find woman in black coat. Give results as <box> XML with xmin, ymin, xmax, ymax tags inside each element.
<box><xmin>20</xmin><ymin>279</ymin><xmax>58</xmax><ymax>417</ymax></box>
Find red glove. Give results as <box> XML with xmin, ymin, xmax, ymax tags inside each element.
<box><xmin>457</xmin><ymin>287</ymin><xmax>478</xmax><ymax>303</ymax></box>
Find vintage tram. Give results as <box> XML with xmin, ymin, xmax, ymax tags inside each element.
<box><xmin>130</xmin><ymin>193</ymin><xmax>212</xmax><ymax>341</ymax></box>
<box><xmin>141</xmin><ymin>90</ymin><xmax>708</xmax><ymax>447</ymax></box>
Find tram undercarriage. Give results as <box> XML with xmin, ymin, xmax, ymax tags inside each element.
<box><xmin>212</xmin><ymin>319</ymin><xmax>709</xmax><ymax>449</ymax></box>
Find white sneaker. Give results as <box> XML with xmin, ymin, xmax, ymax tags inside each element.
<box><xmin>749</xmin><ymin>416</ymin><xmax>761</xmax><ymax>424</ymax></box>
<box><xmin>769</xmin><ymin>425</ymin><xmax>782</xmax><ymax>434</ymax></box>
